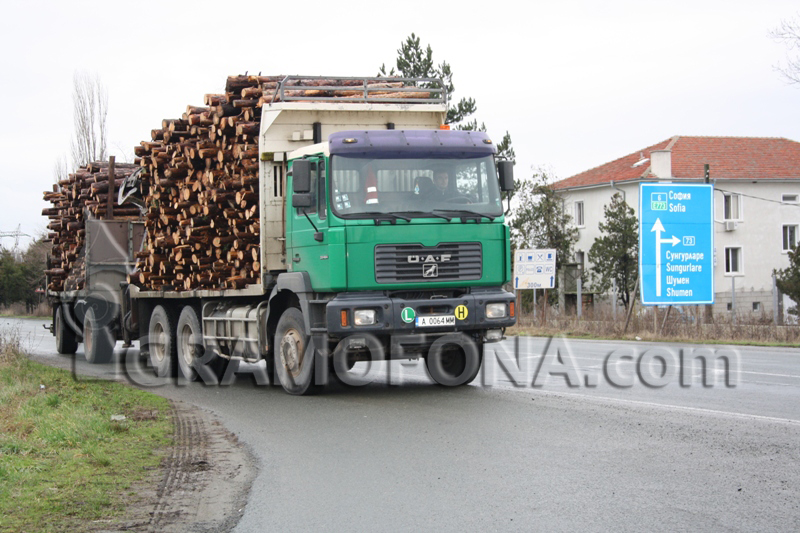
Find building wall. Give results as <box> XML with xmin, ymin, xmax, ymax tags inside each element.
<box><xmin>557</xmin><ymin>180</ymin><xmax>800</xmax><ymax>317</ymax></box>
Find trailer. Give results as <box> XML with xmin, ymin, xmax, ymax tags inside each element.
<box><xmin>48</xmin><ymin>76</ymin><xmax>517</xmax><ymax>394</ymax></box>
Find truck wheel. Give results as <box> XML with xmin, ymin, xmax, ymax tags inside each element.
<box><xmin>176</xmin><ymin>306</ymin><xmax>203</xmax><ymax>381</ymax></box>
<box><xmin>274</xmin><ymin>307</ymin><xmax>321</xmax><ymax>395</ymax></box>
<box><xmin>83</xmin><ymin>307</ymin><xmax>114</xmax><ymax>364</ymax></box>
<box><xmin>425</xmin><ymin>335</ymin><xmax>482</xmax><ymax>387</ymax></box>
<box><xmin>175</xmin><ymin>306</ymin><xmax>229</xmax><ymax>382</ymax></box>
<box><xmin>55</xmin><ymin>305</ymin><xmax>78</xmax><ymax>355</ymax></box>
<box><xmin>148</xmin><ymin>305</ymin><xmax>176</xmax><ymax>378</ymax></box>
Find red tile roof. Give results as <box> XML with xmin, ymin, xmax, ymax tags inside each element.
<box><xmin>551</xmin><ymin>136</ymin><xmax>800</xmax><ymax>190</ymax></box>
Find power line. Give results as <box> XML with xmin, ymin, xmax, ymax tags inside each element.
<box><xmin>715</xmin><ymin>186</ymin><xmax>800</xmax><ymax>208</ymax></box>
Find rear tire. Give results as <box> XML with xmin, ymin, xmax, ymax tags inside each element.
<box><xmin>83</xmin><ymin>306</ymin><xmax>114</xmax><ymax>364</ymax></box>
<box><xmin>176</xmin><ymin>306</ymin><xmax>230</xmax><ymax>382</ymax></box>
<box><xmin>55</xmin><ymin>305</ymin><xmax>78</xmax><ymax>355</ymax></box>
<box><xmin>148</xmin><ymin>305</ymin><xmax>176</xmax><ymax>378</ymax></box>
<box><xmin>176</xmin><ymin>306</ymin><xmax>203</xmax><ymax>381</ymax></box>
<box><xmin>274</xmin><ymin>307</ymin><xmax>322</xmax><ymax>395</ymax></box>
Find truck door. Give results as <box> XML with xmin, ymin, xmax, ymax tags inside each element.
<box><xmin>287</xmin><ymin>157</ymin><xmax>330</xmax><ymax>290</ymax></box>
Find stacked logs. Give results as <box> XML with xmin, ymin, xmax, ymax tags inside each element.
<box><xmin>128</xmin><ymin>75</ymin><xmax>424</xmax><ymax>292</ymax></box>
<box><xmin>46</xmin><ymin>75</ymin><xmax>429</xmax><ymax>293</ymax></box>
<box><xmin>127</xmin><ymin>75</ymin><xmax>282</xmax><ymax>291</ymax></box>
<box><xmin>42</xmin><ymin>162</ymin><xmax>141</xmax><ymax>292</ymax></box>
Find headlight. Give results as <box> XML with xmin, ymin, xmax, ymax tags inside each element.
<box><xmin>354</xmin><ymin>309</ymin><xmax>376</xmax><ymax>326</ymax></box>
<box><xmin>485</xmin><ymin>303</ymin><xmax>507</xmax><ymax>319</ymax></box>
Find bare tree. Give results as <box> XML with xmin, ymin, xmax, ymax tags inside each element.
<box><xmin>53</xmin><ymin>154</ymin><xmax>69</xmax><ymax>185</ymax></box>
<box><xmin>70</xmin><ymin>71</ymin><xmax>108</xmax><ymax>167</ymax></box>
<box><xmin>771</xmin><ymin>14</ymin><xmax>800</xmax><ymax>85</ymax></box>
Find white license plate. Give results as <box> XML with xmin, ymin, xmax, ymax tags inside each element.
<box><xmin>416</xmin><ymin>315</ymin><xmax>456</xmax><ymax>327</ymax></box>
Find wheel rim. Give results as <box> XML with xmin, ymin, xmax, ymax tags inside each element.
<box><xmin>280</xmin><ymin>329</ymin><xmax>304</xmax><ymax>378</ymax></box>
<box><xmin>152</xmin><ymin>322</ymin><xmax>166</xmax><ymax>363</ymax></box>
<box><xmin>84</xmin><ymin>315</ymin><xmax>93</xmax><ymax>355</ymax></box>
<box><xmin>179</xmin><ymin>324</ymin><xmax>195</xmax><ymax>366</ymax></box>
<box><xmin>55</xmin><ymin>309</ymin><xmax>62</xmax><ymax>342</ymax></box>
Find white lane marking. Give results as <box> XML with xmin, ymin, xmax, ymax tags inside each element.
<box><xmin>523</xmin><ymin>388</ymin><xmax>800</xmax><ymax>427</ymax></box>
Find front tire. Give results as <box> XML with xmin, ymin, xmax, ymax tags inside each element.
<box><xmin>55</xmin><ymin>305</ymin><xmax>78</xmax><ymax>355</ymax></box>
<box><xmin>274</xmin><ymin>307</ymin><xmax>321</xmax><ymax>395</ymax></box>
<box><xmin>425</xmin><ymin>334</ymin><xmax>482</xmax><ymax>386</ymax></box>
<box><xmin>83</xmin><ymin>306</ymin><xmax>114</xmax><ymax>364</ymax></box>
<box><xmin>148</xmin><ymin>305</ymin><xmax>176</xmax><ymax>378</ymax></box>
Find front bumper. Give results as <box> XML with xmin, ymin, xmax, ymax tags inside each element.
<box><xmin>324</xmin><ymin>287</ymin><xmax>516</xmax><ymax>337</ymax></box>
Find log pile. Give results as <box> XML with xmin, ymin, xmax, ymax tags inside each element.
<box><xmin>42</xmin><ymin>162</ymin><xmax>141</xmax><ymax>292</ymax></box>
<box><xmin>45</xmin><ymin>75</ymin><xmax>430</xmax><ymax>293</ymax></box>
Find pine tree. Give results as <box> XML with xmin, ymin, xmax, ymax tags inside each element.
<box><xmin>775</xmin><ymin>246</ymin><xmax>800</xmax><ymax>315</ymax></box>
<box><xmin>510</xmin><ymin>171</ymin><xmax>578</xmax><ymax>273</ymax></box>
<box><xmin>379</xmin><ymin>33</ymin><xmax>477</xmax><ymax>128</ymax></box>
<box><xmin>588</xmin><ymin>193</ymin><xmax>639</xmax><ymax>310</ymax></box>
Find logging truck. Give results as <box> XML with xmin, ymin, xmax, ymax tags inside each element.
<box><xmin>47</xmin><ymin>76</ymin><xmax>516</xmax><ymax>394</ymax></box>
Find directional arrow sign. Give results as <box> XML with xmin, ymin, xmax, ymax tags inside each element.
<box><xmin>639</xmin><ymin>183</ymin><xmax>714</xmax><ymax>305</ymax></box>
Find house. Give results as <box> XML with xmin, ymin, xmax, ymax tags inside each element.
<box><xmin>551</xmin><ymin>136</ymin><xmax>800</xmax><ymax>317</ymax></box>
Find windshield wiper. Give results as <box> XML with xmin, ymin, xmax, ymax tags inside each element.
<box><xmin>402</xmin><ymin>211</ymin><xmax>453</xmax><ymax>221</ymax></box>
<box><xmin>432</xmin><ymin>209</ymin><xmax>497</xmax><ymax>222</ymax></box>
<box><xmin>355</xmin><ymin>212</ymin><xmax>412</xmax><ymax>225</ymax></box>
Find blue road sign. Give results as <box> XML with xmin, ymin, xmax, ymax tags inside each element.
<box><xmin>639</xmin><ymin>183</ymin><xmax>714</xmax><ymax>305</ymax></box>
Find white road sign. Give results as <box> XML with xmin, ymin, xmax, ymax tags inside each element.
<box><xmin>514</xmin><ymin>248</ymin><xmax>556</xmax><ymax>289</ymax></box>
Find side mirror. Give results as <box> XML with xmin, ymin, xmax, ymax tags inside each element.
<box><xmin>498</xmin><ymin>160</ymin><xmax>515</xmax><ymax>192</ymax></box>
<box><xmin>292</xmin><ymin>193</ymin><xmax>313</xmax><ymax>208</ymax></box>
<box><xmin>292</xmin><ymin>160</ymin><xmax>311</xmax><ymax>193</ymax></box>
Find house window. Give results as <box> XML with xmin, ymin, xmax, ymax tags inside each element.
<box><xmin>724</xmin><ymin>247</ymin><xmax>742</xmax><ymax>274</ymax></box>
<box><xmin>576</xmin><ymin>251</ymin><xmax>585</xmax><ymax>269</ymax></box>
<box><xmin>574</xmin><ymin>201</ymin><xmax>584</xmax><ymax>226</ymax></box>
<box><xmin>723</xmin><ymin>193</ymin><xmax>741</xmax><ymax>220</ymax></box>
<box><xmin>783</xmin><ymin>225</ymin><xmax>798</xmax><ymax>252</ymax></box>
<box><xmin>782</xmin><ymin>193</ymin><xmax>799</xmax><ymax>204</ymax></box>
<box><xmin>752</xmin><ymin>302</ymin><xmax>761</xmax><ymax>312</ymax></box>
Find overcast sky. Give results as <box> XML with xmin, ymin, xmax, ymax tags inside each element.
<box><xmin>1</xmin><ymin>0</ymin><xmax>799</xmax><ymax>247</ymax></box>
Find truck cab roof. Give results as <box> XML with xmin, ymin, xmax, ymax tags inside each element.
<box><xmin>328</xmin><ymin>130</ymin><xmax>498</xmax><ymax>157</ymax></box>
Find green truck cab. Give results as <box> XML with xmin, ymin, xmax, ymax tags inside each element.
<box><xmin>280</xmin><ymin>128</ymin><xmax>516</xmax><ymax>392</ymax></box>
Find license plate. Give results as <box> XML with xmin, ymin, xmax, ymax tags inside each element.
<box><xmin>416</xmin><ymin>315</ymin><xmax>456</xmax><ymax>327</ymax></box>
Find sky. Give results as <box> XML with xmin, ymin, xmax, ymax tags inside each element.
<box><xmin>1</xmin><ymin>0</ymin><xmax>799</xmax><ymax>249</ymax></box>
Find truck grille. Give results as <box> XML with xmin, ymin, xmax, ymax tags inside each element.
<box><xmin>375</xmin><ymin>242</ymin><xmax>482</xmax><ymax>283</ymax></box>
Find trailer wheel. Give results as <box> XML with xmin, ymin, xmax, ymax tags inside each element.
<box><xmin>274</xmin><ymin>307</ymin><xmax>321</xmax><ymax>395</ymax></box>
<box><xmin>425</xmin><ymin>334</ymin><xmax>482</xmax><ymax>387</ymax></box>
<box><xmin>55</xmin><ymin>305</ymin><xmax>78</xmax><ymax>355</ymax></box>
<box><xmin>83</xmin><ymin>306</ymin><xmax>114</xmax><ymax>364</ymax></box>
<box><xmin>148</xmin><ymin>305</ymin><xmax>176</xmax><ymax>378</ymax></box>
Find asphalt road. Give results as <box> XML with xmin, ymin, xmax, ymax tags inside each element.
<box><xmin>6</xmin><ymin>318</ymin><xmax>800</xmax><ymax>531</ymax></box>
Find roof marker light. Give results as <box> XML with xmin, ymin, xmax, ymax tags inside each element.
<box><xmin>343</xmin><ymin>138</ymin><xmax>358</xmax><ymax>144</ymax></box>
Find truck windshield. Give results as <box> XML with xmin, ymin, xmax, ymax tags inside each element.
<box><xmin>330</xmin><ymin>155</ymin><xmax>503</xmax><ymax>219</ymax></box>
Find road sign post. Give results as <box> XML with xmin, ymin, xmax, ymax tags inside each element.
<box><xmin>639</xmin><ymin>183</ymin><xmax>714</xmax><ymax>306</ymax></box>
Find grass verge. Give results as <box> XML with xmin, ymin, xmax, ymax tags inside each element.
<box><xmin>0</xmin><ymin>345</ymin><xmax>172</xmax><ymax>533</ymax></box>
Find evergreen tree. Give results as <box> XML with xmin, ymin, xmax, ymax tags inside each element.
<box><xmin>509</xmin><ymin>171</ymin><xmax>578</xmax><ymax>274</ymax></box>
<box><xmin>588</xmin><ymin>193</ymin><xmax>639</xmax><ymax>310</ymax></box>
<box><xmin>775</xmin><ymin>246</ymin><xmax>800</xmax><ymax>315</ymax></box>
<box><xmin>379</xmin><ymin>33</ymin><xmax>477</xmax><ymax>128</ymax></box>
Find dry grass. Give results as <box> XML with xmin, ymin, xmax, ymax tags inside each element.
<box><xmin>0</xmin><ymin>302</ymin><xmax>50</xmax><ymax>318</ymax></box>
<box><xmin>510</xmin><ymin>306</ymin><xmax>800</xmax><ymax>346</ymax></box>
